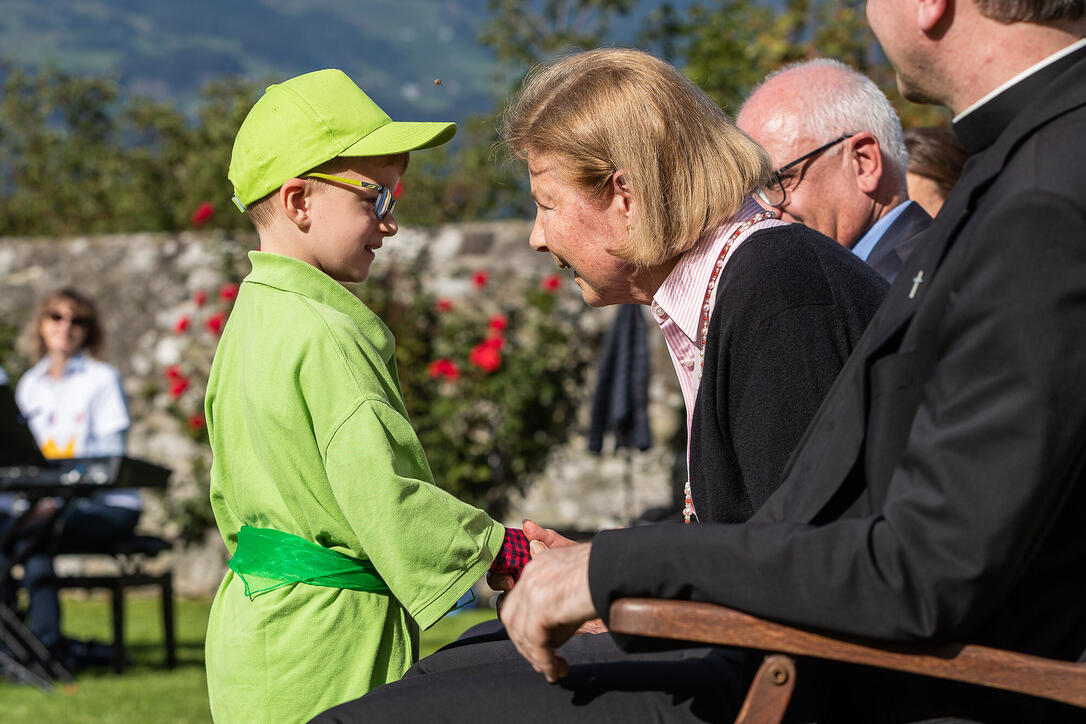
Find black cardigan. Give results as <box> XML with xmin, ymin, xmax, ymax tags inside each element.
<box><xmin>688</xmin><ymin>224</ymin><xmax>887</xmax><ymax>523</ymax></box>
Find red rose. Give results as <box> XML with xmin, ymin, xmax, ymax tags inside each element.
<box><xmin>472</xmin><ymin>270</ymin><xmax>489</xmax><ymax>289</ymax></box>
<box><xmin>542</xmin><ymin>274</ymin><xmax>562</xmax><ymax>292</ymax></box>
<box><xmin>435</xmin><ymin>299</ymin><xmax>454</xmax><ymax>313</ymax></box>
<box><xmin>169</xmin><ymin>378</ymin><xmax>190</xmax><ymax>399</ymax></box>
<box><xmin>469</xmin><ymin>342</ymin><xmax>502</xmax><ymax>373</ymax></box>
<box><xmin>427</xmin><ymin>358</ymin><xmax>460</xmax><ymax>381</ymax></box>
<box><xmin>393</xmin><ymin>180</ymin><xmax>404</xmax><ymax>199</ymax></box>
<box><xmin>188</xmin><ymin>413</ymin><xmax>206</xmax><ymax>431</ymax></box>
<box><xmin>218</xmin><ymin>283</ymin><xmax>240</xmax><ymax>302</ymax></box>
<box><xmin>165</xmin><ymin>365</ymin><xmax>183</xmax><ymax>381</ymax></box>
<box><xmin>205</xmin><ymin>312</ymin><xmax>227</xmax><ymax>335</ymax></box>
<box><xmin>191</xmin><ymin>202</ymin><xmax>214</xmax><ymax>227</ymax></box>
<box><xmin>482</xmin><ymin>336</ymin><xmax>504</xmax><ymax>350</ymax></box>
<box><xmin>487</xmin><ymin>314</ymin><xmax>507</xmax><ymax>333</ymax></box>
<box><xmin>173</xmin><ymin>315</ymin><xmax>190</xmax><ymax>334</ymax></box>
<box><xmin>193</xmin><ymin>289</ymin><xmax>208</xmax><ymax>307</ymax></box>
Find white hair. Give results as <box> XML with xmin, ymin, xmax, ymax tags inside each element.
<box><xmin>748</xmin><ymin>58</ymin><xmax>909</xmax><ymax>180</ymax></box>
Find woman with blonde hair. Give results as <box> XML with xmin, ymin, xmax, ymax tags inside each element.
<box><xmin>317</xmin><ymin>48</ymin><xmax>887</xmax><ymax>723</ymax></box>
<box><xmin>4</xmin><ymin>287</ymin><xmax>137</xmax><ymax>669</ymax></box>
<box><xmin>505</xmin><ymin>48</ymin><xmax>887</xmax><ymax>525</ymax></box>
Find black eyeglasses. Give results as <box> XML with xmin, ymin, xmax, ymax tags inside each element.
<box><xmin>756</xmin><ymin>133</ymin><xmax>856</xmax><ymax>208</ymax></box>
<box><xmin>46</xmin><ymin>311</ymin><xmax>91</xmax><ymax>328</ymax></box>
<box><xmin>302</xmin><ymin>172</ymin><xmax>397</xmax><ymax>220</ymax></box>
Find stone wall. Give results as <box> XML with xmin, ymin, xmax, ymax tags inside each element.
<box><xmin>0</xmin><ymin>224</ymin><xmax>682</xmax><ymax>595</ymax></box>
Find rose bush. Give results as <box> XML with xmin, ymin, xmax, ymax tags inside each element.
<box><xmin>159</xmin><ymin>281</ymin><xmax>238</xmax><ymax>542</ymax></box>
<box><xmin>357</xmin><ymin>259</ymin><xmax>596</xmax><ymax>516</ymax></box>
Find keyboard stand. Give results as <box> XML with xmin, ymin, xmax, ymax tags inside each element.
<box><xmin>0</xmin><ymin>504</ymin><xmax>74</xmax><ymax>689</ymax></box>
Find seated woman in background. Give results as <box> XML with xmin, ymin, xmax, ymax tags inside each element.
<box><xmin>7</xmin><ymin>287</ymin><xmax>139</xmax><ymax>666</ymax></box>
<box><xmin>904</xmin><ymin>126</ymin><xmax>968</xmax><ymax>217</ymax></box>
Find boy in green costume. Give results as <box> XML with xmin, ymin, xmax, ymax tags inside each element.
<box><xmin>204</xmin><ymin>69</ymin><xmax>528</xmax><ymax>723</ymax></box>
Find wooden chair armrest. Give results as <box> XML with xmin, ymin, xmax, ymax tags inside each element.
<box><xmin>609</xmin><ymin>598</ymin><xmax>1086</xmax><ymax>710</ymax></box>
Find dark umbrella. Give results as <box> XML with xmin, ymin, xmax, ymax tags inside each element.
<box><xmin>587</xmin><ymin>304</ymin><xmax>653</xmax><ymax>520</ymax></box>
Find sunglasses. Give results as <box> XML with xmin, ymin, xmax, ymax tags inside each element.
<box><xmin>46</xmin><ymin>311</ymin><xmax>91</xmax><ymax>327</ymax></box>
<box><xmin>303</xmin><ymin>172</ymin><xmax>397</xmax><ymax>220</ymax></box>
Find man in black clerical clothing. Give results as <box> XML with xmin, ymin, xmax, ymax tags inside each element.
<box><xmin>316</xmin><ymin>1</ymin><xmax>1086</xmax><ymax>721</ymax></box>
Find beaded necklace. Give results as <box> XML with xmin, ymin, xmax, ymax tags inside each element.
<box><xmin>683</xmin><ymin>209</ymin><xmax>777</xmax><ymax>524</ymax></box>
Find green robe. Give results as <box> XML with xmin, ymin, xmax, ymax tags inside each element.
<box><xmin>204</xmin><ymin>251</ymin><xmax>503</xmax><ymax>723</ymax></box>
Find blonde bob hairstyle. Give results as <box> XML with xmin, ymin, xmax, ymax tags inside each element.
<box><xmin>502</xmin><ymin>48</ymin><xmax>771</xmax><ymax>268</ymax></box>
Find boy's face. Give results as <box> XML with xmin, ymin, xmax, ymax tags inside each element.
<box><xmin>304</xmin><ymin>157</ymin><xmax>401</xmax><ymax>284</ymax></box>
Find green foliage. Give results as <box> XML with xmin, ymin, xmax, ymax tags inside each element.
<box><xmin>358</xmin><ymin>260</ymin><xmax>595</xmax><ymax>516</ymax></box>
<box><xmin>480</xmin><ymin>0</ymin><xmax>637</xmax><ymax>65</ymax></box>
<box><xmin>0</xmin><ymin>61</ymin><xmax>262</xmax><ymax>236</ymax></box>
<box><xmin>647</xmin><ymin>0</ymin><xmax>949</xmax><ymax>128</ymax></box>
<box><xmin>397</xmin><ymin>113</ymin><xmax>532</xmax><ymax>227</ymax></box>
<box><xmin>0</xmin><ymin>0</ymin><xmax>950</xmax><ymax>238</ymax></box>
<box><xmin>156</xmin><ymin>249</ymin><xmax>247</xmax><ymax>546</ymax></box>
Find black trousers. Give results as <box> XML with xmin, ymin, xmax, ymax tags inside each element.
<box><xmin>311</xmin><ymin>621</ymin><xmax>1085</xmax><ymax>723</ymax></box>
<box><xmin>314</xmin><ymin>622</ymin><xmax>751</xmax><ymax>723</ymax></box>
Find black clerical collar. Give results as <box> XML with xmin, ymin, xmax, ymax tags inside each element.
<box><xmin>953</xmin><ymin>40</ymin><xmax>1086</xmax><ymax>155</ymax></box>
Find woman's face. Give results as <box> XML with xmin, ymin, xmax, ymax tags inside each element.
<box><xmin>526</xmin><ymin>153</ymin><xmax>643</xmax><ymax>307</ymax></box>
<box><xmin>40</xmin><ymin>299</ymin><xmax>89</xmax><ymax>358</ymax></box>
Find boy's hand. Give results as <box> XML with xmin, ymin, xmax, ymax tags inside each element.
<box><xmin>486</xmin><ymin>571</ymin><xmax>515</xmax><ymax>593</ymax></box>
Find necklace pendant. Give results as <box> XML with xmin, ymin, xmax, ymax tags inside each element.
<box><xmin>683</xmin><ymin>480</ymin><xmax>695</xmax><ymax>524</ymax></box>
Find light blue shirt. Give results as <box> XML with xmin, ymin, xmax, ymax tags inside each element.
<box><xmin>851</xmin><ymin>201</ymin><xmax>913</xmax><ymax>262</ymax></box>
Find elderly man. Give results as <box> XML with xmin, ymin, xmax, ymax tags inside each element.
<box><xmin>318</xmin><ymin>0</ymin><xmax>1086</xmax><ymax>720</ymax></box>
<box><xmin>737</xmin><ymin>59</ymin><xmax>931</xmax><ymax>281</ymax></box>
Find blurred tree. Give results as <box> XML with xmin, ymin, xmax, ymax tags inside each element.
<box><xmin>396</xmin><ymin>113</ymin><xmax>532</xmax><ymax>227</ymax></box>
<box><xmin>480</xmin><ymin>0</ymin><xmax>636</xmax><ymax>65</ymax></box>
<box><xmin>0</xmin><ymin>61</ymin><xmax>262</xmax><ymax>236</ymax></box>
<box><xmin>643</xmin><ymin>0</ymin><xmax>948</xmax><ymax>128</ymax></box>
<box><xmin>0</xmin><ymin>1</ymin><xmax>951</xmax><ymax>238</ymax></box>
<box><xmin>397</xmin><ymin>0</ymin><xmax>640</xmax><ymax>227</ymax></box>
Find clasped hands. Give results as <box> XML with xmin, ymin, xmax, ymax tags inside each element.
<box><xmin>486</xmin><ymin>520</ymin><xmax>602</xmax><ymax>682</ymax></box>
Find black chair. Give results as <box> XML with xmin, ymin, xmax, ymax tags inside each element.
<box><xmin>51</xmin><ymin>535</ymin><xmax>176</xmax><ymax>673</ymax></box>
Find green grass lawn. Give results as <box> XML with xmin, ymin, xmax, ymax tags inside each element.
<box><xmin>0</xmin><ymin>592</ymin><xmax>498</xmax><ymax>723</ymax></box>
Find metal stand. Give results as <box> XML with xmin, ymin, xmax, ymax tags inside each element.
<box><xmin>0</xmin><ymin>502</ymin><xmax>74</xmax><ymax>688</ymax></box>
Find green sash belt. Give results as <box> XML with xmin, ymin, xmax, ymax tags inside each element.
<box><xmin>228</xmin><ymin>525</ymin><xmax>390</xmax><ymax>599</ymax></box>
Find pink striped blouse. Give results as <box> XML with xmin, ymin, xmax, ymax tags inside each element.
<box><xmin>650</xmin><ymin>197</ymin><xmax>788</xmax><ymax>486</ymax></box>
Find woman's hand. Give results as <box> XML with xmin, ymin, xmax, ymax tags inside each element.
<box><xmin>523</xmin><ymin>519</ymin><xmax>576</xmax><ymax>549</ymax></box>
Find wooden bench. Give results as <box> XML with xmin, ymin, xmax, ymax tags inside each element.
<box><xmin>610</xmin><ymin>598</ymin><xmax>1086</xmax><ymax>724</ymax></box>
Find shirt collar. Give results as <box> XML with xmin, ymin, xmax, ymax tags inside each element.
<box><xmin>954</xmin><ymin>39</ymin><xmax>1086</xmax><ymax>155</ymax></box>
<box><xmin>851</xmin><ymin>200</ymin><xmax>913</xmax><ymax>262</ymax></box>
<box><xmin>653</xmin><ymin>197</ymin><xmax>767</xmax><ymax>342</ymax></box>
<box><xmin>29</xmin><ymin>351</ymin><xmax>89</xmax><ymax>380</ymax></box>
<box><xmin>243</xmin><ymin>251</ymin><xmax>396</xmax><ymax>365</ymax></box>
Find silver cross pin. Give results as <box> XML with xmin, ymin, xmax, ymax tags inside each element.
<box><xmin>908</xmin><ymin>270</ymin><xmax>925</xmax><ymax>299</ymax></box>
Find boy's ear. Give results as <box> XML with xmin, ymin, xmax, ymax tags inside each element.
<box><xmin>279</xmin><ymin>178</ymin><xmax>311</xmax><ymax>230</ymax></box>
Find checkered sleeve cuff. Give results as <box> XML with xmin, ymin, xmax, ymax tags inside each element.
<box><xmin>489</xmin><ymin>527</ymin><xmax>530</xmax><ymax>579</ymax></box>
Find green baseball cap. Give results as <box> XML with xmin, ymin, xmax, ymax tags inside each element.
<box><xmin>229</xmin><ymin>68</ymin><xmax>456</xmax><ymax>209</ymax></box>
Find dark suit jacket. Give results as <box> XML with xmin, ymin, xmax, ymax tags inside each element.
<box><xmin>590</xmin><ymin>45</ymin><xmax>1086</xmax><ymax>721</ymax></box>
<box><xmin>864</xmin><ymin>200</ymin><xmax>932</xmax><ymax>282</ymax></box>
